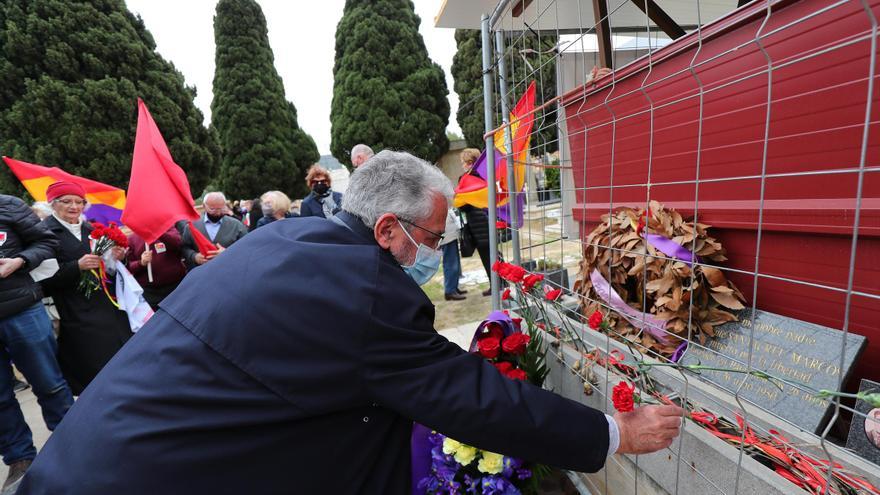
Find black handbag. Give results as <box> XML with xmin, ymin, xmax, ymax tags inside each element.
<box><xmin>458</xmin><ymin>213</ymin><xmax>477</xmax><ymax>258</ymax></box>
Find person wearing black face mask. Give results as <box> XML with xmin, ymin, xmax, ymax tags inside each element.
<box><xmin>181</xmin><ymin>192</ymin><xmax>248</xmax><ymax>271</ymax></box>
<box><xmin>300</xmin><ymin>164</ymin><xmax>343</xmax><ymax>219</ymax></box>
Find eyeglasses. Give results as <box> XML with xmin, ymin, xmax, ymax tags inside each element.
<box><xmin>399</xmin><ymin>218</ymin><xmax>444</xmax><ymax>248</ymax></box>
<box><xmin>56</xmin><ymin>199</ymin><xmax>85</xmax><ymax>207</ymax></box>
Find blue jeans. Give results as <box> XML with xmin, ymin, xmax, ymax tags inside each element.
<box><xmin>0</xmin><ymin>303</ymin><xmax>73</xmax><ymax>465</ymax></box>
<box><xmin>441</xmin><ymin>241</ymin><xmax>462</xmax><ymax>295</ymax></box>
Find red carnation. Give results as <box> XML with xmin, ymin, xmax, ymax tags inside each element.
<box><xmin>90</xmin><ymin>228</ymin><xmax>105</xmax><ymax>240</ymax></box>
<box><xmin>511</xmin><ymin>318</ymin><xmax>522</xmax><ymax>330</ymax></box>
<box><xmin>522</xmin><ymin>273</ymin><xmax>544</xmax><ymax>291</ymax></box>
<box><xmin>612</xmin><ymin>381</ymin><xmax>636</xmax><ymax>413</ymax></box>
<box><xmin>479</xmin><ymin>322</ymin><xmax>504</xmax><ymax>341</ymax></box>
<box><xmin>545</xmin><ymin>288</ymin><xmax>562</xmax><ymax>301</ymax></box>
<box><xmin>494</xmin><ymin>361</ymin><xmax>514</xmax><ymax>374</ymax></box>
<box><xmin>588</xmin><ymin>311</ymin><xmax>604</xmax><ymax>330</ymax></box>
<box><xmin>496</xmin><ymin>220</ymin><xmax>508</xmax><ymax>229</ymax></box>
<box><xmin>505</xmin><ymin>369</ymin><xmax>528</xmax><ymax>381</ymax></box>
<box><xmin>501</xmin><ymin>333</ymin><xmax>530</xmax><ymax>356</ymax></box>
<box><xmin>501</xmin><ymin>288</ymin><xmax>511</xmax><ymax>300</ymax></box>
<box><xmin>492</xmin><ymin>261</ymin><xmax>526</xmax><ymax>284</ymax></box>
<box><xmin>477</xmin><ymin>337</ymin><xmax>501</xmax><ymax>359</ymax></box>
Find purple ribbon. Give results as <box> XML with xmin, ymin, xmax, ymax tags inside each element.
<box><xmin>590</xmin><ymin>269</ymin><xmax>670</xmax><ymax>344</ymax></box>
<box><xmin>644</xmin><ymin>233</ymin><xmax>699</xmax><ymax>264</ymax></box>
<box><xmin>670</xmin><ymin>341</ymin><xmax>688</xmax><ymax>363</ymax></box>
<box><xmin>467</xmin><ymin>310</ymin><xmax>518</xmax><ymax>353</ymax></box>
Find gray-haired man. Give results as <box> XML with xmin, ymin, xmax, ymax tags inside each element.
<box><xmin>17</xmin><ymin>151</ymin><xmax>682</xmax><ymax>494</ymax></box>
<box><xmin>350</xmin><ymin>143</ymin><xmax>374</xmax><ymax>168</ymax></box>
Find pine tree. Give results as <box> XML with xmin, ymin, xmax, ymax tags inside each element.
<box><xmin>451</xmin><ymin>29</ymin><xmax>558</xmax><ymax>153</ymax></box>
<box><xmin>331</xmin><ymin>0</ymin><xmax>450</xmax><ymax>168</ymax></box>
<box><xmin>212</xmin><ymin>0</ymin><xmax>319</xmax><ymax>200</ymax></box>
<box><xmin>0</xmin><ymin>0</ymin><xmax>219</xmax><ymax>197</ymax></box>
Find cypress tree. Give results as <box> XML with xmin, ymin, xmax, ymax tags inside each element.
<box><xmin>451</xmin><ymin>29</ymin><xmax>485</xmax><ymax>149</ymax></box>
<box><xmin>331</xmin><ymin>0</ymin><xmax>450</xmax><ymax>168</ymax></box>
<box><xmin>0</xmin><ymin>0</ymin><xmax>219</xmax><ymax>197</ymax></box>
<box><xmin>451</xmin><ymin>29</ymin><xmax>558</xmax><ymax>153</ymax></box>
<box><xmin>212</xmin><ymin>0</ymin><xmax>319</xmax><ymax>200</ymax></box>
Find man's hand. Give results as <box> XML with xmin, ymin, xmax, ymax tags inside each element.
<box><xmin>140</xmin><ymin>250</ymin><xmax>153</xmax><ymax>266</ymax></box>
<box><xmin>205</xmin><ymin>244</ymin><xmax>225</xmax><ymax>261</ymax></box>
<box><xmin>194</xmin><ymin>253</ymin><xmax>207</xmax><ymax>265</ymax></box>
<box><xmin>0</xmin><ymin>257</ymin><xmax>25</xmax><ymax>278</ymax></box>
<box><xmin>614</xmin><ymin>404</ymin><xmax>684</xmax><ymax>455</ymax></box>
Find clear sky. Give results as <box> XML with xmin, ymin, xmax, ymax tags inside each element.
<box><xmin>124</xmin><ymin>0</ymin><xmax>461</xmax><ymax>156</ymax></box>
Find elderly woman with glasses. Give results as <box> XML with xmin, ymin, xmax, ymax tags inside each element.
<box><xmin>300</xmin><ymin>164</ymin><xmax>343</xmax><ymax>219</ymax></box>
<box><xmin>39</xmin><ymin>182</ymin><xmax>132</xmax><ymax>395</ymax></box>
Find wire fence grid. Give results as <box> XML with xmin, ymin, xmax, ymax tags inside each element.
<box><xmin>477</xmin><ymin>0</ymin><xmax>880</xmax><ymax>493</ymax></box>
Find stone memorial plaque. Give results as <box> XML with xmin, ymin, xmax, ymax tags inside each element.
<box><xmin>845</xmin><ymin>379</ymin><xmax>880</xmax><ymax>465</ymax></box>
<box><xmin>680</xmin><ymin>309</ymin><xmax>866</xmax><ymax>434</ymax></box>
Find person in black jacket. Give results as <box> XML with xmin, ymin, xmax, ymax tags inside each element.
<box><xmin>300</xmin><ymin>164</ymin><xmax>343</xmax><ymax>218</ymax></box>
<box><xmin>0</xmin><ymin>194</ymin><xmax>74</xmax><ymax>494</ymax></box>
<box><xmin>16</xmin><ymin>151</ymin><xmax>682</xmax><ymax>494</ymax></box>
<box><xmin>39</xmin><ymin>182</ymin><xmax>131</xmax><ymax>396</ymax></box>
<box><xmin>457</xmin><ymin>148</ymin><xmax>494</xmax><ymax>296</ymax></box>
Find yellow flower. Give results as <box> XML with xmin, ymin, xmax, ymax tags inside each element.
<box><xmin>477</xmin><ymin>451</ymin><xmax>505</xmax><ymax>474</ymax></box>
<box><xmin>442</xmin><ymin>438</ymin><xmax>462</xmax><ymax>456</ymax></box>
<box><xmin>453</xmin><ymin>445</ymin><xmax>478</xmax><ymax>466</ymax></box>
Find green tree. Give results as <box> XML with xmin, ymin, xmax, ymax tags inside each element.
<box><xmin>212</xmin><ymin>0</ymin><xmax>319</xmax><ymax>200</ymax></box>
<box><xmin>451</xmin><ymin>29</ymin><xmax>558</xmax><ymax>153</ymax></box>
<box><xmin>331</xmin><ymin>0</ymin><xmax>450</xmax><ymax>168</ymax></box>
<box><xmin>0</xmin><ymin>0</ymin><xmax>219</xmax><ymax>197</ymax></box>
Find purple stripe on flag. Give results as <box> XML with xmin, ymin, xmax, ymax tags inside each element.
<box><xmin>590</xmin><ymin>269</ymin><xmax>669</xmax><ymax>344</ymax></box>
<box><xmin>84</xmin><ymin>204</ymin><xmax>123</xmax><ymax>225</ymax></box>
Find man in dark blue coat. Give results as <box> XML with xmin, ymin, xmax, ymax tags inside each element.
<box><xmin>18</xmin><ymin>151</ymin><xmax>682</xmax><ymax>494</ymax></box>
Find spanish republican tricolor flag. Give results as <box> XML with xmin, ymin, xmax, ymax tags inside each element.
<box><xmin>2</xmin><ymin>156</ymin><xmax>127</xmax><ymax>224</ymax></box>
<box><xmin>453</xmin><ymin>80</ymin><xmax>535</xmax><ymax>225</ymax></box>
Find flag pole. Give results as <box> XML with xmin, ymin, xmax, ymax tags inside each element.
<box><xmin>146</xmin><ymin>243</ymin><xmax>154</xmax><ymax>283</ymax></box>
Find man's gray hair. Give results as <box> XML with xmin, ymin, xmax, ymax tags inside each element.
<box><xmin>342</xmin><ymin>150</ymin><xmax>453</xmax><ymax>228</ymax></box>
<box><xmin>204</xmin><ymin>191</ymin><xmax>227</xmax><ymax>203</ymax></box>
<box><xmin>350</xmin><ymin>144</ymin><xmax>374</xmax><ymax>162</ymax></box>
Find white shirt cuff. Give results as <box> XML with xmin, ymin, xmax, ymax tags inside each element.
<box><xmin>605</xmin><ymin>414</ymin><xmax>620</xmax><ymax>456</ymax></box>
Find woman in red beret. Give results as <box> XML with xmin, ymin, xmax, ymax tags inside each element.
<box><xmin>39</xmin><ymin>182</ymin><xmax>132</xmax><ymax>395</ymax></box>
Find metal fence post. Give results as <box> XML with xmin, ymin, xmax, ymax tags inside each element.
<box><xmin>482</xmin><ymin>13</ymin><xmax>500</xmax><ymax>309</ymax></box>
<box><xmin>495</xmin><ymin>30</ymin><xmax>521</xmax><ymax>266</ymax></box>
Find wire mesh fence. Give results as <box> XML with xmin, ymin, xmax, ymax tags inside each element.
<box><xmin>478</xmin><ymin>0</ymin><xmax>880</xmax><ymax>493</ymax></box>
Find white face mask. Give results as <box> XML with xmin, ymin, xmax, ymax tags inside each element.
<box><xmin>397</xmin><ymin>220</ymin><xmax>441</xmax><ymax>285</ymax></box>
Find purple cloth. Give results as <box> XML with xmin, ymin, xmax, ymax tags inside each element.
<box><xmin>467</xmin><ymin>310</ymin><xmax>518</xmax><ymax>352</ymax></box>
<box><xmin>590</xmin><ymin>269</ymin><xmax>670</xmax><ymax>344</ymax></box>
<box><xmin>469</xmin><ymin>148</ymin><xmax>525</xmax><ymax>227</ymax></box>
<box><xmin>644</xmin><ymin>233</ymin><xmax>699</xmax><ymax>264</ymax></box>
<box><xmin>410</xmin><ymin>423</ymin><xmax>433</xmax><ymax>495</ymax></box>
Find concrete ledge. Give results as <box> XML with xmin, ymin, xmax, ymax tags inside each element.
<box><xmin>532</xmin><ymin>303</ymin><xmax>880</xmax><ymax>495</ymax></box>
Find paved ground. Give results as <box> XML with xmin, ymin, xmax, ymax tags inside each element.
<box><xmin>1</xmin><ymin>387</ymin><xmax>51</xmax><ymax>484</ymax></box>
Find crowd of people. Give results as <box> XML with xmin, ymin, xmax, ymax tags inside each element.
<box><xmin>0</xmin><ymin>145</ymin><xmax>376</xmax><ymax>493</ymax></box>
<box><xmin>1</xmin><ymin>141</ymin><xmax>680</xmax><ymax>494</ymax></box>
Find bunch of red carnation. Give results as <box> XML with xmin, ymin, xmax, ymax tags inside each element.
<box><xmin>90</xmin><ymin>222</ymin><xmax>128</xmax><ymax>251</ymax></box>
<box><xmin>475</xmin><ymin>321</ymin><xmax>531</xmax><ymax>382</ymax></box>
<box><xmin>79</xmin><ymin>222</ymin><xmax>128</xmax><ymax>298</ymax></box>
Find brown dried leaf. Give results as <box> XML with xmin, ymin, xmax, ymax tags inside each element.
<box><xmin>709</xmin><ymin>291</ymin><xmax>745</xmax><ymax>310</ymax></box>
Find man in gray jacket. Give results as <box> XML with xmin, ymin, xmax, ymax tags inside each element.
<box><xmin>0</xmin><ymin>194</ymin><xmax>73</xmax><ymax>494</ymax></box>
<box><xmin>181</xmin><ymin>192</ymin><xmax>248</xmax><ymax>270</ymax></box>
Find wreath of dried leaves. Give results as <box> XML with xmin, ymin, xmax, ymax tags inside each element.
<box><xmin>573</xmin><ymin>200</ymin><xmax>747</xmax><ymax>357</ymax></box>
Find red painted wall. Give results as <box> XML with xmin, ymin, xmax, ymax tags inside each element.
<box><xmin>562</xmin><ymin>0</ymin><xmax>880</xmax><ymax>384</ymax></box>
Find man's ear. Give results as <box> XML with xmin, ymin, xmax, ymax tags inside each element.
<box><xmin>374</xmin><ymin>213</ymin><xmax>398</xmax><ymax>250</ymax></box>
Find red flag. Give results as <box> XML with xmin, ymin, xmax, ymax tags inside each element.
<box><xmin>121</xmin><ymin>99</ymin><xmax>199</xmax><ymax>244</ymax></box>
<box><xmin>187</xmin><ymin>221</ymin><xmax>217</xmax><ymax>257</ymax></box>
